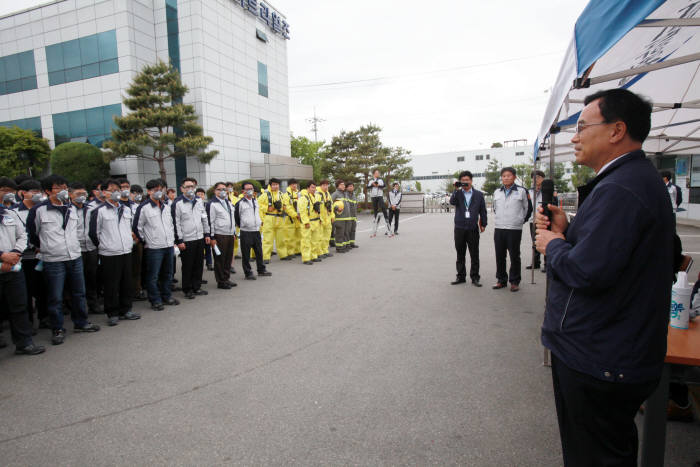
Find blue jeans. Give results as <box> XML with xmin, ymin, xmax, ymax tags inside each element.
<box><xmin>43</xmin><ymin>258</ymin><xmax>89</xmax><ymax>331</ymax></box>
<box><xmin>144</xmin><ymin>247</ymin><xmax>173</xmax><ymax>305</ymax></box>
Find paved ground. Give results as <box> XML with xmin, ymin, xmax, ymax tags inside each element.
<box><xmin>0</xmin><ymin>213</ymin><xmax>697</xmax><ymax>466</ymax></box>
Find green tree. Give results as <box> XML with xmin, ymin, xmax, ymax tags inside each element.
<box><xmin>547</xmin><ymin>162</ymin><xmax>571</xmax><ymax>193</ymax></box>
<box><xmin>415</xmin><ymin>181</ymin><xmax>422</xmax><ymax>192</ymax></box>
<box><xmin>0</xmin><ymin>126</ymin><xmax>51</xmax><ymax>177</ymax></box>
<box><xmin>513</xmin><ymin>163</ymin><xmax>534</xmax><ymax>189</ymax></box>
<box><xmin>376</xmin><ymin>146</ymin><xmax>413</xmax><ymax>188</ymax></box>
<box><xmin>237</xmin><ymin>178</ymin><xmax>263</xmax><ymax>193</ymax></box>
<box><xmin>50</xmin><ymin>142</ymin><xmax>110</xmax><ymax>186</ymax></box>
<box><xmin>445</xmin><ymin>170</ymin><xmax>462</xmax><ymax>193</ymax></box>
<box><xmin>570</xmin><ymin>162</ymin><xmax>595</xmax><ymax>188</ymax></box>
<box><xmin>491</xmin><ymin>142</ymin><xmax>503</xmax><ymax>148</ymax></box>
<box><xmin>291</xmin><ymin>134</ymin><xmax>325</xmax><ymax>181</ymax></box>
<box><xmin>481</xmin><ymin>159</ymin><xmax>502</xmax><ymax>195</ymax></box>
<box><xmin>103</xmin><ymin>60</ymin><xmax>218</xmax><ymax>181</ymax></box>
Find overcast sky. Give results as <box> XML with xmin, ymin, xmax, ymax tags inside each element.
<box><xmin>3</xmin><ymin>0</ymin><xmax>589</xmax><ymax>155</ymax></box>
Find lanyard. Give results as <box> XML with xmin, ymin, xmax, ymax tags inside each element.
<box><xmin>463</xmin><ymin>190</ymin><xmax>472</xmax><ymax>210</ymax></box>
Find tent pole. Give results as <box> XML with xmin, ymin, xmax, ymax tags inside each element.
<box><xmin>543</xmin><ymin>132</ymin><xmax>556</xmax><ymax>367</ymax></box>
<box><xmin>531</xmin><ymin>156</ymin><xmax>537</xmax><ymax>285</ymax></box>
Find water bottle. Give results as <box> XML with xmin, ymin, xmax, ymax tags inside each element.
<box><xmin>671</xmin><ymin>271</ymin><xmax>691</xmax><ymax>329</ymax></box>
<box><xmin>10</xmin><ymin>263</ymin><xmax>22</xmax><ymax>272</ymax></box>
<box><xmin>213</xmin><ymin>244</ymin><xmax>221</xmax><ymax>256</ymax></box>
<box><xmin>35</xmin><ymin>260</ymin><xmax>44</xmax><ymax>272</ymax></box>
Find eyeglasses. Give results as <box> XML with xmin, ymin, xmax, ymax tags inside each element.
<box><xmin>576</xmin><ymin>121</ymin><xmax>610</xmax><ymax>134</ymax></box>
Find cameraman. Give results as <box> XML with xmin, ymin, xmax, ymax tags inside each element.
<box><xmin>368</xmin><ymin>169</ymin><xmax>391</xmax><ymax>237</ymax></box>
<box><xmin>449</xmin><ymin>171</ymin><xmax>487</xmax><ymax>287</ymax></box>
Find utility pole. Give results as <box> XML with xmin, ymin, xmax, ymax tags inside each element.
<box><xmin>306</xmin><ymin>108</ymin><xmax>325</xmax><ymax>143</ymax></box>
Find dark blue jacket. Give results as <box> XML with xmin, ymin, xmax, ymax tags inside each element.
<box><xmin>450</xmin><ymin>188</ymin><xmax>487</xmax><ymax>230</ymax></box>
<box><xmin>542</xmin><ymin>150</ymin><xmax>674</xmax><ymax>383</ymax></box>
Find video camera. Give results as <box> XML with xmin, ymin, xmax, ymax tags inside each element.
<box><xmin>454</xmin><ymin>181</ymin><xmax>468</xmax><ymax>188</ymax></box>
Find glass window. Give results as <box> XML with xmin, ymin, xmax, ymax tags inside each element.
<box><xmin>82</xmin><ymin>63</ymin><xmax>100</xmax><ymax>80</ymax></box>
<box><xmin>69</xmin><ymin>110</ymin><xmax>87</xmax><ymax>137</ymax></box>
<box><xmin>4</xmin><ymin>54</ymin><xmax>19</xmax><ymax>81</ymax></box>
<box><xmin>86</xmin><ymin>107</ymin><xmax>103</xmax><ymax>136</ymax></box>
<box><xmin>65</xmin><ymin>66</ymin><xmax>82</xmax><ymax>83</ymax></box>
<box><xmin>62</xmin><ymin>39</ymin><xmax>81</xmax><ymax>69</ymax></box>
<box><xmin>5</xmin><ymin>79</ymin><xmax>21</xmax><ymax>94</ymax></box>
<box><xmin>0</xmin><ymin>116</ymin><xmax>42</xmax><ymax>136</ymax></box>
<box><xmin>457</xmin><ymin>156</ymin><xmax>464</xmax><ymax>162</ymax></box>
<box><xmin>48</xmin><ymin>71</ymin><xmax>65</xmax><ymax>86</ymax></box>
<box><xmin>258</xmin><ymin>62</ymin><xmax>268</xmax><ymax>97</ymax></box>
<box><xmin>99</xmin><ymin>59</ymin><xmax>118</xmax><ymax>76</ymax></box>
<box><xmin>46</xmin><ymin>30</ymin><xmax>119</xmax><ymax>86</ymax></box>
<box><xmin>53</xmin><ymin>104</ymin><xmax>121</xmax><ymax>148</ymax></box>
<box><xmin>21</xmin><ymin>76</ymin><xmax>37</xmax><ymax>91</ymax></box>
<box><xmin>260</xmin><ymin>119</ymin><xmax>270</xmax><ymax>154</ymax></box>
<box><xmin>97</xmin><ymin>30</ymin><xmax>118</xmax><ymax>61</ymax></box>
<box><xmin>80</xmin><ymin>35</ymin><xmax>99</xmax><ymax>65</ymax></box>
<box><xmin>46</xmin><ymin>44</ymin><xmax>64</xmax><ymax>73</ymax></box>
<box><xmin>19</xmin><ymin>51</ymin><xmax>35</xmax><ymax>78</ymax></box>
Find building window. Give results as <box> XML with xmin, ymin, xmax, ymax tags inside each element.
<box><xmin>46</xmin><ymin>30</ymin><xmax>118</xmax><ymax>86</ymax></box>
<box><xmin>258</xmin><ymin>62</ymin><xmax>268</xmax><ymax>98</ymax></box>
<box><xmin>0</xmin><ymin>50</ymin><xmax>37</xmax><ymax>95</ymax></box>
<box><xmin>457</xmin><ymin>156</ymin><xmax>464</xmax><ymax>162</ymax></box>
<box><xmin>566</xmin><ymin>168</ymin><xmax>572</xmax><ymax>174</ymax></box>
<box><xmin>486</xmin><ymin>154</ymin><xmax>490</xmax><ymax>160</ymax></box>
<box><xmin>260</xmin><ymin>119</ymin><xmax>270</xmax><ymax>154</ymax></box>
<box><xmin>475</xmin><ymin>155</ymin><xmax>484</xmax><ymax>161</ymax></box>
<box><xmin>52</xmin><ymin>104</ymin><xmax>122</xmax><ymax>148</ymax></box>
<box><xmin>256</xmin><ymin>29</ymin><xmax>268</xmax><ymax>42</ymax></box>
<box><xmin>0</xmin><ymin>116</ymin><xmax>42</xmax><ymax>136</ymax></box>
<box><xmin>166</xmin><ymin>0</ymin><xmax>181</xmax><ymax>72</ymax></box>
<box><xmin>515</xmin><ymin>151</ymin><xmax>525</xmax><ymax>156</ymax></box>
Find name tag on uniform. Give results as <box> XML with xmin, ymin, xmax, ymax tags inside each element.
<box><xmin>465</xmin><ymin>211</ymin><xmax>470</xmax><ymax>219</ymax></box>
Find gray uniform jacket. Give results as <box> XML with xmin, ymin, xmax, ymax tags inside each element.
<box><xmin>367</xmin><ymin>178</ymin><xmax>385</xmax><ymax>198</ymax></box>
<box><xmin>235</xmin><ymin>197</ymin><xmax>261</xmax><ymax>232</ymax></box>
<box><xmin>89</xmin><ymin>202</ymin><xmax>134</xmax><ymax>256</ymax></box>
<box><xmin>133</xmin><ymin>199</ymin><xmax>175</xmax><ymax>250</ymax></box>
<box><xmin>346</xmin><ymin>192</ymin><xmax>357</xmax><ymax>218</ymax></box>
<box><xmin>172</xmin><ymin>196</ymin><xmax>210</xmax><ymax>244</ymax></box>
<box><xmin>13</xmin><ymin>203</ymin><xmax>37</xmax><ymax>260</ymax></box>
<box><xmin>389</xmin><ymin>190</ymin><xmax>402</xmax><ymax>208</ymax></box>
<box><xmin>207</xmin><ymin>197</ymin><xmax>236</xmax><ymax>236</ymax></box>
<box><xmin>74</xmin><ymin>203</ymin><xmax>97</xmax><ymax>252</ymax></box>
<box><xmin>0</xmin><ymin>208</ymin><xmax>27</xmax><ymax>262</ymax></box>
<box><xmin>493</xmin><ymin>185</ymin><xmax>532</xmax><ymax>230</ymax></box>
<box><xmin>26</xmin><ymin>201</ymin><xmax>82</xmax><ymax>262</ymax></box>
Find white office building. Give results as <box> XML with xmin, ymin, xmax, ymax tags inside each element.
<box><xmin>0</xmin><ymin>0</ymin><xmax>310</xmax><ymax>188</ymax></box>
<box><xmin>409</xmin><ymin>145</ymin><xmax>573</xmax><ymax>193</ymax></box>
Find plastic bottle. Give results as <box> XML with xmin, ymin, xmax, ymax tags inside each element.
<box><xmin>671</xmin><ymin>271</ymin><xmax>691</xmax><ymax>329</ymax></box>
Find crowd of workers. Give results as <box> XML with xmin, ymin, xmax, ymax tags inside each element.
<box><xmin>0</xmin><ymin>171</ymin><xmax>402</xmax><ymax>355</ymax></box>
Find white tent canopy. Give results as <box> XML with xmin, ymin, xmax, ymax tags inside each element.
<box><xmin>535</xmin><ymin>0</ymin><xmax>700</xmax><ymax>164</ymax></box>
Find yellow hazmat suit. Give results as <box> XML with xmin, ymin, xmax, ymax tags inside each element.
<box><xmin>282</xmin><ymin>186</ymin><xmax>301</xmax><ymax>257</ymax></box>
<box><xmin>317</xmin><ymin>188</ymin><xmax>335</xmax><ymax>256</ymax></box>
<box><xmin>298</xmin><ymin>188</ymin><xmax>321</xmax><ymax>263</ymax></box>
<box><xmin>258</xmin><ymin>186</ymin><xmax>286</xmax><ymax>260</ymax></box>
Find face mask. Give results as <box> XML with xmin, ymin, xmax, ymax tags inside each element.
<box><xmin>2</xmin><ymin>193</ymin><xmax>16</xmax><ymax>204</ymax></box>
<box><xmin>246</xmin><ymin>189</ymin><xmax>254</xmax><ymax>196</ymax></box>
<box><xmin>217</xmin><ymin>190</ymin><xmax>228</xmax><ymax>200</ymax></box>
<box><xmin>134</xmin><ymin>194</ymin><xmax>143</xmax><ymax>202</ymax></box>
<box><xmin>73</xmin><ymin>195</ymin><xmax>87</xmax><ymax>205</ymax></box>
<box><xmin>121</xmin><ymin>190</ymin><xmax>130</xmax><ymax>198</ymax></box>
<box><xmin>31</xmin><ymin>193</ymin><xmax>44</xmax><ymax>203</ymax></box>
<box><xmin>227</xmin><ymin>187</ymin><xmax>233</xmax><ymax>193</ymax></box>
<box><xmin>152</xmin><ymin>191</ymin><xmax>164</xmax><ymax>200</ymax></box>
<box><xmin>56</xmin><ymin>190</ymin><xmax>70</xmax><ymax>203</ymax></box>
<box><xmin>185</xmin><ymin>189</ymin><xmax>195</xmax><ymax>199</ymax></box>
<box><xmin>110</xmin><ymin>191</ymin><xmax>121</xmax><ymax>202</ymax></box>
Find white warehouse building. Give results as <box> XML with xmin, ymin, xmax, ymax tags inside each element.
<box><xmin>0</xmin><ymin>0</ymin><xmax>310</xmax><ymax>188</ymax></box>
<box><xmin>408</xmin><ymin>145</ymin><xmax>572</xmax><ymax>194</ymax></box>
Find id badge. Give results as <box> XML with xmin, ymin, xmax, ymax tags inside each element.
<box><xmin>465</xmin><ymin>211</ymin><xmax>470</xmax><ymax>219</ymax></box>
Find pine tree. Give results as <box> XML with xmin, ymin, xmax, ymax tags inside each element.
<box><xmin>103</xmin><ymin>60</ymin><xmax>218</xmax><ymax>181</ymax></box>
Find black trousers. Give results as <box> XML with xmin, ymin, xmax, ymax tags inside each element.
<box><xmin>81</xmin><ymin>250</ymin><xmax>100</xmax><ymax>311</ymax></box>
<box><xmin>22</xmin><ymin>257</ymin><xmax>47</xmax><ymax>324</ymax></box>
<box><xmin>0</xmin><ymin>271</ymin><xmax>33</xmax><ymax>347</ymax></box>
<box><xmin>454</xmin><ymin>227</ymin><xmax>480</xmax><ymax>281</ymax></box>
<box><xmin>239</xmin><ymin>230</ymin><xmax>265</xmax><ymax>277</ymax></box>
<box><xmin>371</xmin><ymin>196</ymin><xmax>388</xmax><ymax>221</ymax></box>
<box><xmin>551</xmin><ymin>354</ymin><xmax>659</xmax><ymax>467</ymax></box>
<box><xmin>132</xmin><ymin>242</ymin><xmax>143</xmax><ymax>293</ymax></box>
<box><xmin>494</xmin><ymin>228</ymin><xmax>522</xmax><ymax>285</ymax></box>
<box><xmin>213</xmin><ymin>234</ymin><xmax>234</xmax><ymax>285</ymax></box>
<box><xmin>180</xmin><ymin>238</ymin><xmax>205</xmax><ymax>293</ymax></box>
<box><xmin>100</xmin><ymin>253</ymin><xmax>133</xmax><ymax>317</ymax></box>
<box><xmin>388</xmin><ymin>208</ymin><xmax>400</xmax><ymax>232</ymax></box>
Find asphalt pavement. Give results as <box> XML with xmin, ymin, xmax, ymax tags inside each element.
<box><xmin>0</xmin><ymin>213</ymin><xmax>697</xmax><ymax>466</ymax></box>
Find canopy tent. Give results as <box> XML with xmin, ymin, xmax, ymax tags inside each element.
<box><xmin>535</xmin><ymin>0</ymin><xmax>700</xmax><ymax>165</ymax></box>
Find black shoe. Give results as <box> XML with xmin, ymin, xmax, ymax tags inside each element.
<box><xmin>38</xmin><ymin>318</ymin><xmax>51</xmax><ymax>329</ymax></box>
<box><xmin>245</xmin><ymin>275</ymin><xmax>256</xmax><ymax>280</ymax></box>
<box><xmin>312</xmin><ymin>258</ymin><xmax>321</xmax><ymax>262</ymax></box>
<box><xmin>492</xmin><ymin>283</ymin><xmax>507</xmax><ymax>290</ymax></box>
<box><xmin>225</xmin><ymin>280</ymin><xmax>238</xmax><ymax>287</ymax></box>
<box><xmin>280</xmin><ymin>256</ymin><xmax>293</xmax><ymax>261</ymax></box>
<box><xmin>263</xmin><ymin>260</ymin><xmax>270</xmax><ymax>264</ymax></box>
<box><xmin>303</xmin><ymin>261</ymin><xmax>313</xmax><ymax>265</ymax></box>
<box><xmin>394</xmin><ymin>232</ymin><xmax>399</xmax><ymax>235</ymax></box>
<box><xmin>351</xmin><ymin>244</ymin><xmax>359</xmax><ymax>249</ymax></box>
<box><xmin>200</xmin><ymin>279</ymin><xmax>208</xmax><ymax>284</ymax></box>
<box><xmin>258</xmin><ymin>271</ymin><xmax>272</xmax><ymax>277</ymax></box>
<box><xmin>206</xmin><ymin>264</ymin><xmax>214</xmax><ymax>271</ymax></box>
<box><xmin>193</xmin><ymin>289</ymin><xmax>208</xmax><ymax>296</ymax></box>
<box><xmin>235</xmin><ymin>255</ymin><xmax>241</xmax><ymax>259</ymax></box>
<box><xmin>52</xmin><ymin>329</ymin><xmax>65</xmax><ymax>345</ymax></box>
<box><xmin>164</xmin><ymin>298</ymin><xmax>180</xmax><ymax>306</ymax></box>
<box><xmin>15</xmin><ymin>343</ymin><xmax>45</xmax><ymax>355</ymax></box>
<box><xmin>337</xmin><ymin>248</ymin><xmax>347</xmax><ymax>253</ymax></box>
<box><xmin>107</xmin><ymin>316</ymin><xmax>119</xmax><ymax>326</ymax></box>
<box><xmin>172</xmin><ymin>285</ymin><xmax>182</xmax><ymax>292</ymax></box>
<box><xmin>320</xmin><ymin>254</ymin><xmax>328</xmax><ymax>259</ymax></box>
<box><xmin>151</xmin><ymin>303</ymin><xmax>164</xmax><ymax>311</ymax></box>
<box><xmin>172</xmin><ymin>278</ymin><xmax>179</xmax><ymax>283</ymax></box>
<box><xmin>472</xmin><ymin>280</ymin><xmax>483</xmax><ymax>287</ymax></box>
<box><xmin>133</xmin><ymin>290</ymin><xmax>147</xmax><ymax>301</ymax></box>
<box><xmin>541</xmin><ymin>267</ymin><xmax>547</xmax><ymax>273</ymax></box>
<box><xmin>525</xmin><ymin>265</ymin><xmax>540</xmax><ymax>270</ymax></box>
<box><xmin>217</xmin><ymin>283</ymin><xmax>232</xmax><ymax>289</ymax></box>
<box><xmin>450</xmin><ymin>278</ymin><xmax>466</xmax><ymax>285</ymax></box>
<box><xmin>184</xmin><ymin>291</ymin><xmax>195</xmax><ymax>299</ymax></box>
<box><xmin>120</xmin><ymin>311</ymin><xmax>141</xmax><ymax>320</ymax></box>
<box><xmin>74</xmin><ymin>323</ymin><xmax>100</xmax><ymax>332</ymax></box>
<box><xmin>326</xmin><ymin>253</ymin><xmax>334</xmax><ymax>257</ymax></box>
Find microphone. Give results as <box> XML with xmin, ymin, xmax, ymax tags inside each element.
<box><xmin>541</xmin><ymin>179</ymin><xmax>554</xmax><ymax>230</ymax></box>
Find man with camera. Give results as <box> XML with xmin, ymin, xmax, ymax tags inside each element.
<box><xmin>449</xmin><ymin>171</ymin><xmax>487</xmax><ymax>287</ymax></box>
<box><xmin>368</xmin><ymin>169</ymin><xmax>392</xmax><ymax>237</ymax></box>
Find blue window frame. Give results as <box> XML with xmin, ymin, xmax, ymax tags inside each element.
<box><xmin>52</xmin><ymin>104</ymin><xmax>121</xmax><ymax>147</ymax></box>
<box><xmin>258</xmin><ymin>61</ymin><xmax>268</xmax><ymax>98</ymax></box>
<box><xmin>260</xmin><ymin>119</ymin><xmax>270</xmax><ymax>154</ymax></box>
<box><xmin>0</xmin><ymin>50</ymin><xmax>37</xmax><ymax>95</ymax></box>
<box><xmin>0</xmin><ymin>116</ymin><xmax>42</xmax><ymax>136</ymax></box>
<box><xmin>46</xmin><ymin>30</ymin><xmax>118</xmax><ymax>86</ymax></box>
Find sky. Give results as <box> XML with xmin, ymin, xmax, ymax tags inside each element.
<box><xmin>2</xmin><ymin>0</ymin><xmax>589</xmax><ymax>155</ymax></box>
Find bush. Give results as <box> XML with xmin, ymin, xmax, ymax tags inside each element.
<box><xmin>51</xmin><ymin>142</ymin><xmax>110</xmax><ymax>186</ymax></box>
<box><xmin>236</xmin><ymin>179</ymin><xmax>262</xmax><ymax>193</ymax></box>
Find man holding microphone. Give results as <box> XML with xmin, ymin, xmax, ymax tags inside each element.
<box><xmin>449</xmin><ymin>171</ymin><xmax>487</xmax><ymax>287</ymax></box>
<box><xmin>535</xmin><ymin>89</ymin><xmax>674</xmax><ymax>466</ymax></box>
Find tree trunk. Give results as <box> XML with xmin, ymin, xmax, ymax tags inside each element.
<box><xmin>157</xmin><ymin>156</ymin><xmax>167</xmax><ymax>183</ymax></box>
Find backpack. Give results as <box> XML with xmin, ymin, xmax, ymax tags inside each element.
<box><xmin>674</xmin><ymin>184</ymin><xmax>682</xmax><ymax>206</ymax></box>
